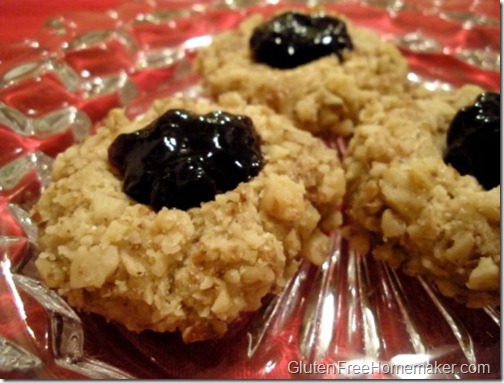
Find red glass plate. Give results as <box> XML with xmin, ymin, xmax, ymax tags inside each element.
<box><xmin>0</xmin><ymin>0</ymin><xmax>500</xmax><ymax>379</ymax></box>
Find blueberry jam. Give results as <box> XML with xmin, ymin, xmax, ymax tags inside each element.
<box><xmin>444</xmin><ymin>92</ymin><xmax>500</xmax><ymax>190</ymax></box>
<box><xmin>108</xmin><ymin>109</ymin><xmax>264</xmax><ymax>211</ymax></box>
<box><xmin>249</xmin><ymin>11</ymin><xmax>353</xmax><ymax>69</ymax></box>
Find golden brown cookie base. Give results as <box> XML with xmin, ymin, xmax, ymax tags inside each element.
<box><xmin>343</xmin><ymin>85</ymin><xmax>500</xmax><ymax>307</ymax></box>
<box><xmin>32</xmin><ymin>94</ymin><xmax>345</xmax><ymax>342</ymax></box>
<box><xmin>195</xmin><ymin>12</ymin><xmax>408</xmax><ymax>137</ymax></box>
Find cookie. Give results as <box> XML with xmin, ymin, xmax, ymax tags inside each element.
<box><xmin>32</xmin><ymin>93</ymin><xmax>345</xmax><ymax>343</ymax></box>
<box><xmin>343</xmin><ymin>85</ymin><xmax>500</xmax><ymax>307</ymax></box>
<box><xmin>195</xmin><ymin>11</ymin><xmax>408</xmax><ymax>137</ymax></box>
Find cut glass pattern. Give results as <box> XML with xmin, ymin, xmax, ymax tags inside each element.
<box><xmin>0</xmin><ymin>0</ymin><xmax>499</xmax><ymax>379</ymax></box>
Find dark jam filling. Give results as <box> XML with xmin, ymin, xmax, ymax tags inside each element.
<box><xmin>108</xmin><ymin>109</ymin><xmax>264</xmax><ymax>211</ymax></box>
<box><xmin>444</xmin><ymin>92</ymin><xmax>500</xmax><ymax>190</ymax></box>
<box><xmin>249</xmin><ymin>11</ymin><xmax>353</xmax><ymax>69</ymax></box>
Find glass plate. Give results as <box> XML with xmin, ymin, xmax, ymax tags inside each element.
<box><xmin>0</xmin><ymin>0</ymin><xmax>500</xmax><ymax>379</ymax></box>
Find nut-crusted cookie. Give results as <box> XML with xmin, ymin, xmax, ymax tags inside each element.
<box><xmin>343</xmin><ymin>85</ymin><xmax>500</xmax><ymax>307</ymax></box>
<box><xmin>32</xmin><ymin>93</ymin><xmax>345</xmax><ymax>343</ymax></box>
<box><xmin>195</xmin><ymin>11</ymin><xmax>408</xmax><ymax>137</ymax></box>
